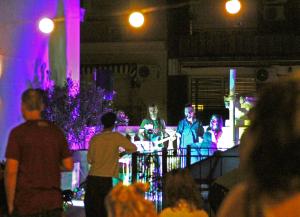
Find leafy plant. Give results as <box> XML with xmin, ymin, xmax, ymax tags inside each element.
<box><xmin>43</xmin><ymin>78</ymin><xmax>107</xmax><ymax>150</ymax></box>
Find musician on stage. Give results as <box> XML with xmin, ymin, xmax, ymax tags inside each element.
<box><xmin>201</xmin><ymin>114</ymin><xmax>224</xmax><ymax>156</ymax></box>
<box><xmin>138</xmin><ymin>104</ymin><xmax>168</xmax><ymax>148</ymax></box>
<box><xmin>138</xmin><ymin>104</ymin><xmax>168</xmax><ymax>183</ymax></box>
<box><xmin>176</xmin><ymin>103</ymin><xmax>204</xmax><ymax>164</ymax></box>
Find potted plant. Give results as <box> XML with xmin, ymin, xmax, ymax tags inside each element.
<box><xmin>42</xmin><ymin>78</ymin><xmax>107</xmax><ymax>186</ymax></box>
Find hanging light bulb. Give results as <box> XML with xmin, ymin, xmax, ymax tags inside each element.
<box><xmin>129</xmin><ymin>12</ymin><xmax>144</xmax><ymax>28</ymax></box>
<box><xmin>38</xmin><ymin>17</ymin><xmax>54</xmax><ymax>34</ymax></box>
<box><xmin>226</xmin><ymin>0</ymin><xmax>241</xmax><ymax>15</ymax></box>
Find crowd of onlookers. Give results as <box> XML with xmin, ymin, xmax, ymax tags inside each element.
<box><xmin>105</xmin><ymin>169</ymin><xmax>209</xmax><ymax>217</ymax></box>
<box><xmin>1</xmin><ymin>72</ymin><xmax>300</xmax><ymax>217</ymax></box>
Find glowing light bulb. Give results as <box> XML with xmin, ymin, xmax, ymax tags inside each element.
<box><xmin>129</xmin><ymin>12</ymin><xmax>144</xmax><ymax>28</ymax></box>
<box><xmin>226</xmin><ymin>0</ymin><xmax>241</xmax><ymax>14</ymax></box>
<box><xmin>38</xmin><ymin>17</ymin><xmax>54</xmax><ymax>34</ymax></box>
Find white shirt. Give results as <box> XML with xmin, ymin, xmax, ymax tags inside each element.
<box><xmin>87</xmin><ymin>131</ymin><xmax>137</xmax><ymax>178</ymax></box>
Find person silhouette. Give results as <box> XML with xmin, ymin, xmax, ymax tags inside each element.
<box><xmin>217</xmin><ymin>76</ymin><xmax>300</xmax><ymax>217</ymax></box>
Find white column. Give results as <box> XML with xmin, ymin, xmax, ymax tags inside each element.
<box><xmin>229</xmin><ymin>68</ymin><xmax>237</xmax><ymax>146</ymax></box>
<box><xmin>0</xmin><ymin>0</ymin><xmax>80</xmax><ymax>159</ymax></box>
<box><xmin>0</xmin><ymin>0</ymin><xmax>58</xmax><ymax>159</ymax></box>
<box><xmin>64</xmin><ymin>0</ymin><xmax>80</xmax><ymax>84</ymax></box>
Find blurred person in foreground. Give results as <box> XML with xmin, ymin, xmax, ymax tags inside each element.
<box><xmin>5</xmin><ymin>88</ymin><xmax>74</xmax><ymax>217</ymax></box>
<box><xmin>84</xmin><ymin>112</ymin><xmax>137</xmax><ymax>217</ymax></box>
<box><xmin>105</xmin><ymin>182</ymin><xmax>157</xmax><ymax>217</ymax></box>
<box><xmin>217</xmin><ymin>76</ymin><xmax>300</xmax><ymax>217</ymax></box>
<box><xmin>0</xmin><ymin>161</ymin><xmax>7</xmax><ymax>216</ymax></box>
<box><xmin>160</xmin><ymin>169</ymin><xmax>208</xmax><ymax>217</ymax></box>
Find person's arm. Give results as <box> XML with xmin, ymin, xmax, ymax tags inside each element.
<box><xmin>197</xmin><ymin>121</ymin><xmax>205</xmax><ymax>140</ymax></box>
<box><xmin>138</xmin><ymin>128</ymin><xmax>146</xmax><ymax>141</ymax></box>
<box><xmin>138</xmin><ymin>119</ymin><xmax>147</xmax><ymax>141</ymax></box>
<box><xmin>120</xmin><ymin>134</ymin><xmax>137</xmax><ymax>153</ymax></box>
<box><xmin>160</xmin><ymin>119</ymin><xmax>169</xmax><ymax>137</ymax></box>
<box><xmin>87</xmin><ymin>138</ymin><xmax>95</xmax><ymax>165</ymax></box>
<box><xmin>57</xmin><ymin>127</ymin><xmax>74</xmax><ymax>171</ymax></box>
<box><xmin>5</xmin><ymin>158</ymin><xmax>19</xmax><ymax>215</ymax></box>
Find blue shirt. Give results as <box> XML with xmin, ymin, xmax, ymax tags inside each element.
<box><xmin>177</xmin><ymin>118</ymin><xmax>204</xmax><ymax>148</ymax></box>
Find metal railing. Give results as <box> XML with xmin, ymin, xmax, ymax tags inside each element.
<box><xmin>126</xmin><ymin>146</ymin><xmax>240</xmax><ymax>212</ymax></box>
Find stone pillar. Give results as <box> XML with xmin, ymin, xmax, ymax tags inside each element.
<box><xmin>0</xmin><ymin>0</ymin><xmax>80</xmax><ymax>159</ymax></box>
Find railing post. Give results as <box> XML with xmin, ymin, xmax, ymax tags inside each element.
<box><xmin>131</xmin><ymin>152</ymin><xmax>137</xmax><ymax>183</ymax></box>
<box><xmin>186</xmin><ymin>145</ymin><xmax>191</xmax><ymax>167</ymax></box>
<box><xmin>162</xmin><ymin>148</ymin><xmax>168</xmax><ymax>176</ymax></box>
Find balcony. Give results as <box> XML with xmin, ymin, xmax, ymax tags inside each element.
<box><xmin>173</xmin><ymin>30</ymin><xmax>300</xmax><ymax>60</ymax></box>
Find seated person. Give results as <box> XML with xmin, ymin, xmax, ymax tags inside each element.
<box><xmin>160</xmin><ymin>169</ymin><xmax>208</xmax><ymax>217</ymax></box>
<box><xmin>217</xmin><ymin>77</ymin><xmax>300</xmax><ymax>217</ymax></box>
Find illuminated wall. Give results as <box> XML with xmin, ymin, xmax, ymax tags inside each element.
<box><xmin>0</xmin><ymin>0</ymin><xmax>80</xmax><ymax>160</ymax></box>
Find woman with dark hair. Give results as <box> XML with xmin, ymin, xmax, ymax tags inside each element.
<box><xmin>217</xmin><ymin>76</ymin><xmax>300</xmax><ymax>217</ymax></box>
<box><xmin>201</xmin><ymin>114</ymin><xmax>224</xmax><ymax>156</ymax></box>
<box><xmin>159</xmin><ymin>169</ymin><xmax>208</xmax><ymax>217</ymax></box>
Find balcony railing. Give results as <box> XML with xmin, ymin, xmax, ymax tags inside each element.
<box><xmin>175</xmin><ymin>30</ymin><xmax>300</xmax><ymax>59</ymax></box>
<box><xmin>129</xmin><ymin>146</ymin><xmax>240</xmax><ymax>213</ymax></box>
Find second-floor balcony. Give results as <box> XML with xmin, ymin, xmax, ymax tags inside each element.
<box><xmin>173</xmin><ymin>30</ymin><xmax>300</xmax><ymax>60</ymax></box>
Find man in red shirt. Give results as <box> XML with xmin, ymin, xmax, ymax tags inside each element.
<box><xmin>5</xmin><ymin>88</ymin><xmax>74</xmax><ymax>217</ymax></box>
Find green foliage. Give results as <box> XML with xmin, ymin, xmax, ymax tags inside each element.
<box><xmin>43</xmin><ymin>78</ymin><xmax>106</xmax><ymax>149</ymax></box>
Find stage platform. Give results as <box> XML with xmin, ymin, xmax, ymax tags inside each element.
<box><xmin>61</xmin><ymin>125</ymin><xmax>246</xmax><ymax>189</ymax></box>
<box><xmin>59</xmin><ymin>125</ymin><xmax>245</xmax><ymax>216</ymax></box>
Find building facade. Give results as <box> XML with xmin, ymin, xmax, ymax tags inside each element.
<box><xmin>80</xmin><ymin>0</ymin><xmax>300</xmax><ymax>125</ymax></box>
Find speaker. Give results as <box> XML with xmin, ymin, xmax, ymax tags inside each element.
<box><xmin>188</xmin><ymin>146</ymin><xmax>241</xmax><ymax>214</ymax></box>
<box><xmin>208</xmin><ymin>168</ymin><xmax>243</xmax><ymax>214</ymax></box>
<box><xmin>256</xmin><ymin>69</ymin><xmax>269</xmax><ymax>82</ymax></box>
<box><xmin>189</xmin><ymin>146</ymin><xmax>240</xmax><ymax>181</ymax></box>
